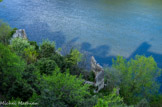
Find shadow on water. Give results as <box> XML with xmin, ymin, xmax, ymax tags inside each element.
<box><xmin>80</xmin><ymin>41</ymin><xmax>162</xmax><ymax>68</ymax></box>
<box><xmin>81</xmin><ymin>42</ymin><xmax>116</xmax><ymax>66</ymax></box>
<box><xmin>61</xmin><ymin>37</ymin><xmax>80</xmax><ymax>55</ymax></box>
<box><xmin>22</xmin><ymin>21</ymin><xmax>162</xmax><ymax>68</ymax></box>
<box><xmin>128</xmin><ymin>42</ymin><xmax>162</xmax><ymax>68</ymax></box>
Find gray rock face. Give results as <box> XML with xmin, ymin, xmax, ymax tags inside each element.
<box><xmin>12</xmin><ymin>29</ymin><xmax>27</xmax><ymax>39</ymax></box>
<box><xmin>91</xmin><ymin>56</ymin><xmax>105</xmax><ymax>93</ymax></box>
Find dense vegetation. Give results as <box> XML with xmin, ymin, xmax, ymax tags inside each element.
<box><xmin>0</xmin><ymin>20</ymin><xmax>162</xmax><ymax>106</ymax></box>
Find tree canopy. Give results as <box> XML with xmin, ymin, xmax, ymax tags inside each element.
<box><xmin>39</xmin><ymin>68</ymin><xmax>90</xmax><ymax>106</ymax></box>
<box><xmin>0</xmin><ymin>43</ymin><xmax>26</xmax><ymax>99</ymax></box>
<box><xmin>112</xmin><ymin>55</ymin><xmax>161</xmax><ymax>105</ymax></box>
<box><xmin>0</xmin><ymin>20</ymin><xmax>12</xmax><ymax>44</ymax></box>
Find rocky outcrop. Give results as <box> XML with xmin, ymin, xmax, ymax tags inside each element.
<box><xmin>91</xmin><ymin>56</ymin><xmax>105</xmax><ymax>93</ymax></box>
<box><xmin>12</xmin><ymin>29</ymin><xmax>27</xmax><ymax>39</ymax></box>
<box><xmin>85</xmin><ymin>56</ymin><xmax>105</xmax><ymax>93</ymax></box>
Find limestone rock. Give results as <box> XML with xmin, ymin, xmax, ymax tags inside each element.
<box><xmin>12</xmin><ymin>29</ymin><xmax>27</xmax><ymax>39</ymax></box>
<box><xmin>84</xmin><ymin>81</ymin><xmax>95</xmax><ymax>86</ymax></box>
<box><xmin>116</xmin><ymin>87</ymin><xmax>120</xmax><ymax>95</ymax></box>
<box><xmin>91</xmin><ymin>56</ymin><xmax>105</xmax><ymax>93</ymax></box>
<box><xmin>91</xmin><ymin>56</ymin><xmax>103</xmax><ymax>75</ymax></box>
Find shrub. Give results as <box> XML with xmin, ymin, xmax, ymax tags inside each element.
<box><xmin>36</xmin><ymin>58</ymin><xmax>57</xmax><ymax>75</ymax></box>
<box><xmin>29</xmin><ymin>41</ymin><xmax>39</xmax><ymax>51</ymax></box>
<box><xmin>95</xmin><ymin>88</ymin><xmax>124</xmax><ymax>107</ymax></box>
<box><xmin>40</xmin><ymin>68</ymin><xmax>90</xmax><ymax>106</ymax></box>
<box><xmin>0</xmin><ymin>20</ymin><xmax>12</xmax><ymax>44</ymax></box>
<box><xmin>10</xmin><ymin>37</ymin><xmax>32</xmax><ymax>56</ymax></box>
<box><xmin>23</xmin><ymin>64</ymin><xmax>41</xmax><ymax>94</ymax></box>
<box><xmin>24</xmin><ymin>46</ymin><xmax>38</xmax><ymax>64</ymax></box>
<box><xmin>150</xmin><ymin>94</ymin><xmax>162</xmax><ymax>107</ymax></box>
<box><xmin>65</xmin><ymin>49</ymin><xmax>83</xmax><ymax>66</ymax></box>
<box><xmin>50</xmin><ymin>53</ymin><xmax>67</xmax><ymax>72</ymax></box>
<box><xmin>39</xmin><ymin>40</ymin><xmax>56</xmax><ymax>58</ymax></box>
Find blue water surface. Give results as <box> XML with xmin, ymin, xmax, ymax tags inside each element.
<box><xmin>0</xmin><ymin>0</ymin><xmax>162</xmax><ymax>67</ymax></box>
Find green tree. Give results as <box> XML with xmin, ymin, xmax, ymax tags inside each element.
<box><xmin>0</xmin><ymin>20</ymin><xmax>12</xmax><ymax>45</ymax></box>
<box><xmin>50</xmin><ymin>53</ymin><xmax>67</xmax><ymax>72</ymax></box>
<box><xmin>36</xmin><ymin>58</ymin><xmax>57</xmax><ymax>75</ymax></box>
<box><xmin>39</xmin><ymin>40</ymin><xmax>56</xmax><ymax>58</ymax></box>
<box><xmin>8</xmin><ymin>79</ymin><xmax>34</xmax><ymax>101</ymax></box>
<box><xmin>104</xmin><ymin>67</ymin><xmax>122</xmax><ymax>93</ymax></box>
<box><xmin>29</xmin><ymin>41</ymin><xmax>39</xmax><ymax>51</ymax></box>
<box><xmin>0</xmin><ymin>43</ymin><xmax>35</xmax><ymax>101</ymax></box>
<box><xmin>136</xmin><ymin>99</ymin><xmax>150</xmax><ymax>107</ymax></box>
<box><xmin>65</xmin><ymin>49</ymin><xmax>83</xmax><ymax>66</ymax></box>
<box><xmin>36</xmin><ymin>89</ymin><xmax>67</xmax><ymax>107</ymax></box>
<box><xmin>150</xmin><ymin>94</ymin><xmax>162</xmax><ymax>107</ymax></box>
<box><xmin>112</xmin><ymin>55</ymin><xmax>161</xmax><ymax>105</ymax></box>
<box><xmin>10</xmin><ymin>37</ymin><xmax>32</xmax><ymax>56</ymax></box>
<box><xmin>24</xmin><ymin>46</ymin><xmax>38</xmax><ymax>64</ymax></box>
<box><xmin>40</xmin><ymin>68</ymin><xmax>90</xmax><ymax>106</ymax></box>
<box><xmin>23</xmin><ymin>64</ymin><xmax>41</xmax><ymax>94</ymax></box>
<box><xmin>64</xmin><ymin>48</ymin><xmax>83</xmax><ymax>75</ymax></box>
<box><xmin>0</xmin><ymin>43</ymin><xmax>26</xmax><ymax>100</ymax></box>
<box><xmin>94</xmin><ymin>88</ymin><xmax>124</xmax><ymax>107</ymax></box>
<box><xmin>10</xmin><ymin>37</ymin><xmax>38</xmax><ymax>64</ymax></box>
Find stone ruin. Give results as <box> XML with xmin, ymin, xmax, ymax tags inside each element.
<box><xmin>85</xmin><ymin>56</ymin><xmax>105</xmax><ymax>93</ymax></box>
<box><xmin>12</xmin><ymin>29</ymin><xmax>27</xmax><ymax>39</ymax></box>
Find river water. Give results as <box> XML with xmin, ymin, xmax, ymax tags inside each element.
<box><xmin>0</xmin><ymin>0</ymin><xmax>162</xmax><ymax>67</ymax></box>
